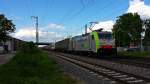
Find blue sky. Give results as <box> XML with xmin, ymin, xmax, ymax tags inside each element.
<box><xmin>0</xmin><ymin>0</ymin><xmax>150</xmax><ymax>42</ymax></box>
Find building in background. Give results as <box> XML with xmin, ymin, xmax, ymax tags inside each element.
<box><xmin>0</xmin><ymin>37</ymin><xmax>26</xmax><ymax>53</ymax></box>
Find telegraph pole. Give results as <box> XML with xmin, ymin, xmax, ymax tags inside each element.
<box><xmin>31</xmin><ymin>16</ymin><xmax>39</xmax><ymax>43</ymax></box>
<box><xmin>85</xmin><ymin>24</ymin><xmax>87</xmax><ymax>34</ymax></box>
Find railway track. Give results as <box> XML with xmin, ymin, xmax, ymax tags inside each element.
<box><xmin>105</xmin><ymin>58</ymin><xmax>150</xmax><ymax>69</ymax></box>
<box><xmin>60</xmin><ymin>52</ymin><xmax>150</xmax><ymax>69</ymax></box>
<box><xmin>53</xmin><ymin>52</ymin><xmax>150</xmax><ymax>84</ymax></box>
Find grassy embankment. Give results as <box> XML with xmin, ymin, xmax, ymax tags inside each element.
<box><xmin>0</xmin><ymin>42</ymin><xmax>79</xmax><ymax>84</ymax></box>
<box><xmin>118</xmin><ymin>51</ymin><xmax>150</xmax><ymax>58</ymax></box>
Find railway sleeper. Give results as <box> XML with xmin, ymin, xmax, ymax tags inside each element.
<box><xmin>105</xmin><ymin>71</ymin><xmax>116</xmax><ymax>74</ymax></box>
<box><xmin>108</xmin><ymin>73</ymin><xmax>121</xmax><ymax>76</ymax></box>
<box><xmin>127</xmin><ymin>79</ymin><xmax>144</xmax><ymax>83</ymax></box>
<box><xmin>113</xmin><ymin>75</ymin><xmax>127</xmax><ymax>78</ymax></box>
<box><xmin>120</xmin><ymin>77</ymin><xmax>136</xmax><ymax>81</ymax></box>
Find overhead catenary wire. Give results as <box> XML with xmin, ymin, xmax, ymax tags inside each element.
<box><xmin>67</xmin><ymin>0</ymin><xmax>114</xmax><ymax>24</ymax></box>
<box><xmin>43</xmin><ymin>0</ymin><xmax>54</xmax><ymax>21</ymax></box>
<box><xmin>77</xmin><ymin>0</ymin><xmax>145</xmax><ymax>32</ymax></box>
<box><xmin>98</xmin><ymin>1</ymin><xmax>145</xmax><ymax>21</ymax></box>
<box><xmin>69</xmin><ymin>0</ymin><xmax>117</xmax><ymax>34</ymax></box>
<box><xmin>67</xmin><ymin>0</ymin><xmax>94</xmax><ymax>21</ymax></box>
<box><xmin>57</xmin><ymin>0</ymin><xmax>94</xmax><ymax>38</ymax></box>
<box><xmin>60</xmin><ymin>0</ymin><xmax>97</xmax><ymax>37</ymax></box>
<box><xmin>59</xmin><ymin>0</ymin><xmax>94</xmax><ymax>25</ymax></box>
<box><xmin>62</xmin><ymin>0</ymin><xmax>116</xmax><ymax>37</ymax></box>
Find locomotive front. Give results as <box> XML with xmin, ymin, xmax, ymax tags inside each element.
<box><xmin>92</xmin><ymin>31</ymin><xmax>116</xmax><ymax>55</ymax></box>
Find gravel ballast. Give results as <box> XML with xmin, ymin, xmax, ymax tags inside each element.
<box><xmin>48</xmin><ymin>53</ymin><xmax>114</xmax><ymax>84</ymax></box>
<box><xmin>62</xmin><ymin>53</ymin><xmax>150</xmax><ymax>80</ymax></box>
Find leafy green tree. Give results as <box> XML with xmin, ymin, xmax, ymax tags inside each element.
<box><xmin>112</xmin><ymin>13</ymin><xmax>143</xmax><ymax>47</ymax></box>
<box><xmin>0</xmin><ymin>14</ymin><xmax>15</xmax><ymax>43</ymax></box>
<box><xmin>143</xmin><ymin>19</ymin><xmax>150</xmax><ymax>46</ymax></box>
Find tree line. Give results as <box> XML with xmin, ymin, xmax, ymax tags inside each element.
<box><xmin>0</xmin><ymin>14</ymin><xmax>15</xmax><ymax>44</ymax></box>
<box><xmin>0</xmin><ymin>14</ymin><xmax>15</xmax><ymax>53</ymax></box>
<box><xmin>112</xmin><ymin>13</ymin><xmax>150</xmax><ymax>47</ymax></box>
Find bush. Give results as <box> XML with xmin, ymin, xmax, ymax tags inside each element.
<box><xmin>20</xmin><ymin>42</ymin><xmax>40</xmax><ymax>53</ymax></box>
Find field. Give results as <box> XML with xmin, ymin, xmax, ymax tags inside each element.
<box><xmin>0</xmin><ymin>42</ymin><xmax>79</xmax><ymax>84</ymax></box>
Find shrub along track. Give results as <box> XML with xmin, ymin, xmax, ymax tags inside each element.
<box><xmin>51</xmin><ymin>51</ymin><xmax>150</xmax><ymax>84</ymax></box>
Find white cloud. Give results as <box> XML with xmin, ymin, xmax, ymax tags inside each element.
<box><xmin>87</xmin><ymin>20</ymin><xmax>114</xmax><ymax>32</ymax></box>
<box><xmin>14</xmin><ymin>27</ymin><xmax>35</xmax><ymax>38</ymax></box>
<box><xmin>12</xmin><ymin>27</ymin><xmax>63</xmax><ymax>42</ymax></box>
<box><xmin>44</xmin><ymin>23</ymin><xmax>65</xmax><ymax>29</ymax></box>
<box><xmin>127</xmin><ymin>0</ymin><xmax>150</xmax><ymax>19</ymax></box>
<box><xmin>12</xmin><ymin>22</ymin><xmax>66</xmax><ymax>42</ymax></box>
<box><xmin>86</xmin><ymin>0</ymin><xmax>150</xmax><ymax>32</ymax></box>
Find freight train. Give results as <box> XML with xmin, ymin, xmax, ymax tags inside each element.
<box><xmin>55</xmin><ymin>29</ymin><xmax>117</xmax><ymax>56</ymax></box>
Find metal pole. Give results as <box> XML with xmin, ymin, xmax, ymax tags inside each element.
<box><xmin>140</xmin><ymin>33</ymin><xmax>144</xmax><ymax>52</ymax></box>
<box><xmin>85</xmin><ymin>24</ymin><xmax>87</xmax><ymax>34</ymax></box>
<box><xmin>31</xmin><ymin>16</ymin><xmax>39</xmax><ymax>43</ymax></box>
<box><xmin>36</xmin><ymin>17</ymin><xmax>39</xmax><ymax>43</ymax></box>
<box><xmin>140</xmin><ymin>24</ymin><xmax>145</xmax><ymax>52</ymax></box>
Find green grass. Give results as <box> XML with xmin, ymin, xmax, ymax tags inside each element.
<box><xmin>0</xmin><ymin>42</ymin><xmax>79</xmax><ymax>84</ymax></box>
<box><xmin>118</xmin><ymin>51</ymin><xmax>150</xmax><ymax>58</ymax></box>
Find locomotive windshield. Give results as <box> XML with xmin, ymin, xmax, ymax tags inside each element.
<box><xmin>98</xmin><ymin>33</ymin><xmax>112</xmax><ymax>39</ymax></box>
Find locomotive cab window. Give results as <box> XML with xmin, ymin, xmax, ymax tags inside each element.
<box><xmin>105</xmin><ymin>34</ymin><xmax>112</xmax><ymax>39</ymax></box>
<box><xmin>98</xmin><ymin>33</ymin><xmax>112</xmax><ymax>39</ymax></box>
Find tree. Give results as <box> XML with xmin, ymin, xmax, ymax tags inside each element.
<box><xmin>0</xmin><ymin>14</ymin><xmax>15</xmax><ymax>43</ymax></box>
<box><xmin>112</xmin><ymin>13</ymin><xmax>143</xmax><ymax>47</ymax></box>
<box><xmin>143</xmin><ymin>19</ymin><xmax>150</xmax><ymax>46</ymax></box>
